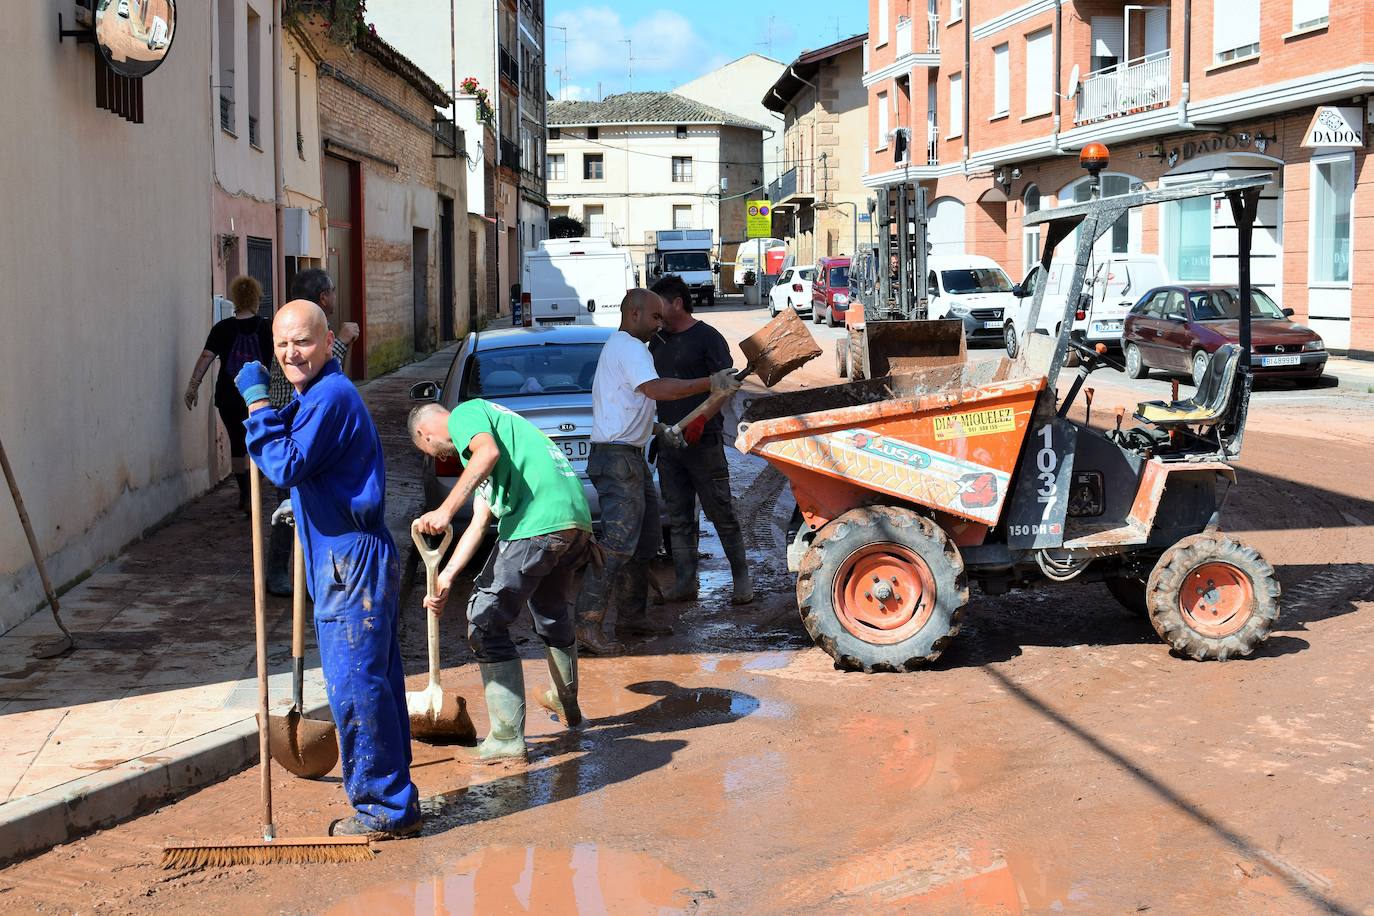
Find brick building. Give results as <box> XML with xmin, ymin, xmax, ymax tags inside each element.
<box><xmin>317</xmin><ymin>29</ymin><xmax>470</xmax><ymax>377</ymax></box>
<box><xmin>864</xmin><ymin>0</ymin><xmax>1371</xmax><ymax>356</ymax></box>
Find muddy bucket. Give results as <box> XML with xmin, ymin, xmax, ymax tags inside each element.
<box><xmin>861</xmin><ymin>319</ymin><xmax>966</xmax><ymax>380</ymax></box>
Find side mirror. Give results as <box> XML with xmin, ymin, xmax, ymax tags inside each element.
<box><xmin>1283</xmin><ymin>307</ymin><xmax>1295</xmax><ymax>317</ymax></box>
<box><xmin>1011</xmin><ymin>284</ymin><xmax>1025</xmax><ymax>298</ymax></box>
<box><xmin>409</xmin><ymin>381</ymin><xmax>440</xmax><ymax>402</ymax></box>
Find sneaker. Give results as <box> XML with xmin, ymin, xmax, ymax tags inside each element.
<box><xmin>327</xmin><ymin>815</ymin><xmax>422</xmax><ymax>841</ymax></box>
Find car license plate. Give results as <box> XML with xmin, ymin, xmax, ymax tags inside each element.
<box><xmin>982</xmin><ymin>320</ymin><xmax>1003</xmax><ymax>329</ymax></box>
<box><xmin>1093</xmin><ymin>320</ymin><xmax>1124</xmax><ymax>333</ymax></box>
<box><xmin>1261</xmin><ymin>354</ymin><xmax>1301</xmax><ymax>367</ymax></box>
<box><xmin>555</xmin><ymin>437</ymin><xmax>590</xmax><ymax>471</ymax></box>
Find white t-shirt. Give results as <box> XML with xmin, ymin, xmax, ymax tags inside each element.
<box><xmin>591</xmin><ymin>330</ymin><xmax>659</xmax><ymax>446</ymax></box>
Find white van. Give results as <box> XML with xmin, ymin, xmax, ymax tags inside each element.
<box><xmin>147</xmin><ymin>16</ymin><xmax>169</xmax><ymax>50</ymax></box>
<box><xmin>925</xmin><ymin>254</ymin><xmax>1019</xmax><ymax>347</ymax></box>
<box><xmin>521</xmin><ymin>237</ymin><xmax>636</xmax><ymax>328</ymax></box>
<box><xmin>1004</xmin><ymin>253</ymin><xmax>1170</xmax><ymax>357</ymax></box>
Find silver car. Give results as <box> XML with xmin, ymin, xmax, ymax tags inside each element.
<box><xmin>409</xmin><ymin>324</ymin><xmax>670</xmax><ymax>536</ymax></box>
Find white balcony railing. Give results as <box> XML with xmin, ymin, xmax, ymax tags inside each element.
<box><xmin>927</xmin><ymin>123</ymin><xmax>939</xmax><ymax>165</ymax></box>
<box><xmin>1075</xmin><ymin>50</ymin><xmax>1172</xmax><ymax>123</ymax></box>
<box><xmin>896</xmin><ymin>16</ymin><xmax>913</xmax><ymax>57</ymax></box>
<box><xmin>928</xmin><ymin>13</ymin><xmax>940</xmax><ymax>53</ymax></box>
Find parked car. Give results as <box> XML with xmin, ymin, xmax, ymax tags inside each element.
<box><xmin>1122</xmin><ymin>285</ymin><xmax>1327</xmax><ymax>385</ymax></box>
<box><xmin>811</xmin><ymin>256</ymin><xmax>851</xmax><ymax>327</ymax></box>
<box><xmin>925</xmin><ymin>254</ymin><xmax>1017</xmax><ymax>346</ymax></box>
<box><xmin>117</xmin><ymin>0</ymin><xmax>130</xmax><ymax>17</ymax></box>
<box><xmin>409</xmin><ymin>324</ymin><xmax>672</xmax><ymax>537</ymax></box>
<box><xmin>768</xmin><ymin>266</ymin><xmax>815</xmax><ymax>317</ymax></box>
<box><xmin>1006</xmin><ymin>254</ymin><xmax>1170</xmax><ymax>357</ymax></box>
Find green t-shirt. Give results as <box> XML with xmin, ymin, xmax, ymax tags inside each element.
<box><xmin>447</xmin><ymin>399</ymin><xmax>592</xmax><ymax>540</ymax></box>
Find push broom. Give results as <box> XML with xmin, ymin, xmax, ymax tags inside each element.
<box><xmin>161</xmin><ymin>462</ymin><xmax>373</xmax><ymax>868</ymax></box>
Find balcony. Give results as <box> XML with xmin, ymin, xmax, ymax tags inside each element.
<box><xmin>499</xmin><ymin>47</ymin><xmax>520</xmax><ymax>85</ymax></box>
<box><xmin>219</xmin><ymin>94</ymin><xmax>233</xmax><ymax>133</ymax></box>
<box><xmin>248</xmin><ymin>115</ymin><xmax>260</xmax><ymax>148</ymax></box>
<box><xmin>499</xmin><ymin>137</ymin><xmax>521</xmax><ymax>172</ymax></box>
<box><xmin>928</xmin><ymin>13</ymin><xmax>939</xmax><ymax>53</ymax></box>
<box><xmin>926</xmin><ymin>123</ymin><xmax>938</xmax><ymax>165</ymax></box>
<box><xmin>768</xmin><ymin>165</ymin><xmax>814</xmax><ymax>206</ymax></box>
<box><xmin>1075</xmin><ymin>50</ymin><xmax>1172</xmax><ymax>124</ymax></box>
<box><xmin>896</xmin><ymin>17</ymin><xmax>912</xmax><ymax>57</ymax></box>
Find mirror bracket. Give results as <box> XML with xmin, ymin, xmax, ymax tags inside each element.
<box><xmin>57</xmin><ymin>13</ymin><xmax>95</xmax><ymax>44</ymax></box>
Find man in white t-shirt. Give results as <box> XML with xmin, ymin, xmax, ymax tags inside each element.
<box><xmin>575</xmin><ymin>289</ymin><xmax>741</xmax><ymax>654</ymax></box>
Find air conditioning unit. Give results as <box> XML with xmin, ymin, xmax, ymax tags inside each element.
<box><xmin>283</xmin><ymin>207</ymin><xmax>311</xmax><ymax>257</ymax></box>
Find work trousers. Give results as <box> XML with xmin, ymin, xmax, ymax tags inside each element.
<box><xmin>655</xmin><ymin>434</ymin><xmax>744</xmax><ymax>559</ymax></box>
<box><xmin>312</xmin><ymin>532</ymin><xmax>420</xmax><ymax>831</ymax></box>
<box><xmin>466</xmin><ymin>528</ymin><xmax>592</xmax><ymax>662</ymax></box>
<box><xmin>576</xmin><ymin>444</ymin><xmax>660</xmax><ymax>620</ymax></box>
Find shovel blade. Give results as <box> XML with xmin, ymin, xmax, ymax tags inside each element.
<box><xmin>739</xmin><ymin>308</ymin><xmax>823</xmax><ymax>387</ymax></box>
<box><xmin>267</xmin><ymin>708</ymin><xmax>340</xmax><ymax>779</ymax></box>
<box><xmin>406</xmin><ymin>686</ymin><xmax>477</xmax><ymax>745</ymax></box>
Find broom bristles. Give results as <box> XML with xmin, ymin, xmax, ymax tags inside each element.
<box><xmin>161</xmin><ymin>836</ymin><xmax>374</xmax><ymax>869</ymax></box>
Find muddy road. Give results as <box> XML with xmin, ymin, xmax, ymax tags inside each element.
<box><xmin>2</xmin><ymin>305</ymin><xmax>1372</xmax><ymax>913</ymax></box>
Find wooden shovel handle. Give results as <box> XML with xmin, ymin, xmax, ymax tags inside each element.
<box><xmin>669</xmin><ymin>365</ymin><xmax>756</xmax><ymax>437</ymax></box>
<box><xmin>248</xmin><ymin>462</ymin><xmax>276</xmax><ymax>839</ymax></box>
<box><xmin>292</xmin><ymin>530</ymin><xmax>305</xmax><ymax>659</ymax></box>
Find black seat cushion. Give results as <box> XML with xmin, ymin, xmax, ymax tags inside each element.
<box><xmin>1135</xmin><ymin>345</ymin><xmax>1241</xmax><ymax>427</ymax></box>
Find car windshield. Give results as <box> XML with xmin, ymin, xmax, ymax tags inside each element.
<box><xmin>662</xmin><ymin>252</ymin><xmax>710</xmax><ymax>272</ymax></box>
<box><xmin>940</xmin><ymin>268</ymin><xmax>1012</xmax><ymax>294</ymax></box>
<box><xmin>828</xmin><ymin>266</ymin><xmax>850</xmax><ymax>286</ymax></box>
<box><xmin>464</xmin><ymin>343</ymin><xmax>603</xmax><ymax>398</ymax></box>
<box><xmin>1189</xmin><ymin>289</ymin><xmax>1285</xmax><ymax>321</ymax></box>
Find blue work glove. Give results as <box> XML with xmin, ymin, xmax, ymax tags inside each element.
<box><xmin>234</xmin><ymin>361</ymin><xmax>270</xmax><ymax>406</ymax></box>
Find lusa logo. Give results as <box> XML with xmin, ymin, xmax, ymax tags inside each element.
<box><xmin>845</xmin><ymin>431</ymin><xmax>931</xmax><ymax>469</ymax></box>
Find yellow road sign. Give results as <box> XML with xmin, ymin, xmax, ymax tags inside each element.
<box><xmin>746</xmin><ymin>200</ymin><xmax>772</xmax><ymax>239</ymax></box>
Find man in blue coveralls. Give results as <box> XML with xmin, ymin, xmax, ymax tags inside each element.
<box><xmin>236</xmin><ymin>299</ymin><xmax>421</xmax><ymax>840</ymax></box>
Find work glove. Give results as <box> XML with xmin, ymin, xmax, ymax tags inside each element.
<box><xmin>709</xmin><ymin>367</ymin><xmax>743</xmax><ymax>395</ymax></box>
<box><xmin>271</xmin><ymin>499</ymin><xmax>294</xmax><ymax>528</ymax></box>
<box><xmin>234</xmin><ymin>361</ymin><xmax>270</xmax><ymax>406</ymax></box>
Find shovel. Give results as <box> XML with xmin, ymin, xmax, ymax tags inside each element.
<box><xmin>267</xmin><ymin>530</ymin><xmax>340</xmax><ymax>779</ymax></box>
<box><xmin>663</xmin><ymin>307</ymin><xmax>822</xmax><ymax>447</ymax></box>
<box><xmin>407</xmin><ymin>520</ymin><xmax>476</xmax><ymax>744</ymax></box>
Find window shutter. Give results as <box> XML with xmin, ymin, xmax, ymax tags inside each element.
<box><xmin>1214</xmin><ymin>0</ymin><xmax>1259</xmax><ymax>57</ymax></box>
<box><xmin>1025</xmin><ymin>29</ymin><xmax>1051</xmax><ymax>115</ymax></box>
<box><xmin>1292</xmin><ymin>0</ymin><xmax>1328</xmax><ymax>29</ymax></box>
<box><xmin>949</xmin><ymin>73</ymin><xmax>962</xmax><ymax>135</ymax></box>
<box><xmin>1091</xmin><ymin>17</ymin><xmax>1124</xmax><ymax>62</ymax></box>
<box><xmin>1144</xmin><ymin>8</ymin><xmax>1169</xmax><ymax>55</ymax></box>
<box><xmin>993</xmin><ymin>45</ymin><xmax>1009</xmax><ymax>114</ymax></box>
<box><xmin>877</xmin><ymin>91</ymin><xmax>889</xmax><ymax>146</ymax></box>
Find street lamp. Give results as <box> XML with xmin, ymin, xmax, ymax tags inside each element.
<box><xmin>1079</xmin><ymin>142</ymin><xmax>1110</xmax><ymax>200</ymax></box>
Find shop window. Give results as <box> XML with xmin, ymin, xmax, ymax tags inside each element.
<box><xmin>1311</xmin><ymin>154</ymin><xmax>1353</xmax><ymax>284</ymax></box>
<box><xmin>1166</xmin><ymin>195</ymin><xmax>1212</xmax><ymax>282</ymax></box>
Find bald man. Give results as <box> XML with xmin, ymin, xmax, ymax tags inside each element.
<box><xmin>235</xmin><ymin>300</ymin><xmax>421</xmax><ymax>840</ymax></box>
<box><xmin>574</xmin><ymin>289</ymin><xmax>741</xmax><ymax>654</ymax></box>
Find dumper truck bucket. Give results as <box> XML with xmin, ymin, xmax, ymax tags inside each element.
<box><xmin>861</xmin><ymin>319</ymin><xmax>966</xmax><ymax>379</ymax></box>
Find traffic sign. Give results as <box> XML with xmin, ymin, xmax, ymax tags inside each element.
<box><xmin>746</xmin><ymin>200</ymin><xmax>772</xmax><ymax>238</ymax></box>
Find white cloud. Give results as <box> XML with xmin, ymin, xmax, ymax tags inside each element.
<box><xmin>549</xmin><ymin>5</ymin><xmax>715</xmax><ymax>94</ymax></box>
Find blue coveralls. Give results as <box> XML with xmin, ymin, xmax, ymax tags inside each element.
<box><xmin>245</xmin><ymin>360</ymin><xmax>420</xmax><ymax>831</ymax></box>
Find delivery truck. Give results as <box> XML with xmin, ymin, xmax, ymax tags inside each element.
<box><xmin>648</xmin><ymin>229</ymin><xmax>716</xmax><ymax>306</ymax></box>
<box><xmin>521</xmin><ymin>237</ymin><xmax>637</xmax><ymax>327</ymax></box>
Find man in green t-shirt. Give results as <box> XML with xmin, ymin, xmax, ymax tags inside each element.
<box><xmin>409</xmin><ymin>399</ymin><xmax>594</xmax><ymax>765</ymax></box>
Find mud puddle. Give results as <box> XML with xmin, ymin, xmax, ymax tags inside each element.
<box><xmin>323</xmin><ymin>844</ymin><xmax>712</xmax><ymax>915</ymax></box>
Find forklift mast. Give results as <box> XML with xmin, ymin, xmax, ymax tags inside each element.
<box><xmin>874</xmin><ymin>184</ymin><xmax>931</xmax><ymax>322</ymax></box>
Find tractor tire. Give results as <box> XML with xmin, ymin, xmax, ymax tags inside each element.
<box><xmin>1105</xmin><ymin>574</ymin><xmax>1147</xmax><ymax>616</ymax></box>
<box><xmin>849</xmin><ymin>333</ymin><xmax>867</xmax><ymax>381</ymax></box>
<box><xmin>1145</xmin><ymin>532</ymin><xmax>1280</xmax><ymax>661</ymax></box>
<box><xmin>835</xmin><ymin>339</ymin><xmax>849</xmax><ymax>378</ymax></box>
<box><xmin>796</xmin><ymin>506</ymin><xmax>969</xmax><ymax>672</ymax></box>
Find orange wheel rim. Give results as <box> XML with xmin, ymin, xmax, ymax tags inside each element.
<box><xmin>833</xmin><ymin>543</ymin><xmax>936</xmax><ymax>645</ymax></box>
<box><xmin>1179</xmin><ymin>561</ymin><xmax>1254</xmax><ymax>637</ymax></box>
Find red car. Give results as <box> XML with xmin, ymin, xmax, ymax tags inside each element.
<box><xmin>1122</xmin><ymin>285</ymin><xmax>1327</xmax><ymax>385</ymax></box>
<box><xmin>811</xmin><ymin>256</ymin><xmax>851</xmax><ymax>327</ymax></box>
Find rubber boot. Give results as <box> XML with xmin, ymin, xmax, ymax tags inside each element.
<box><xmin>666</xmin><ymin>531</ymin><xmax>699</xmax><ymax>602</ymax></box>
<box><xmin>464</xmin><ymin>659</ymin><xmax>527</xmax><ymax>765</ymax></box>
<box><xmin>266</xmin><ymin>518</ymin><xmax>293</xmax><ymax>596</ymax></box>
<box><xmin>617</xmin><ymin>565</ymin><xmax>673</xmax><ymax>637</ymax></box>
<box><xmin>536</xmin><ymin>644</ymin><xmax>581</xmax><ymax>727</ymax></box>
<box><xmin>575</xmin><ymin>603</ymin><xmax>622</xmax><ymax>657</ymax></box>
<box><xmin>720</xmin><ymin>530</ymin><xmax>755</xmax><ymax>605</ymax></box>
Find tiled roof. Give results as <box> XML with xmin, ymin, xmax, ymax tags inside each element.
<box><xmin>548</xmin><ymin>92</ymin><xmax>767</xmax><ymax>131</ymax></box>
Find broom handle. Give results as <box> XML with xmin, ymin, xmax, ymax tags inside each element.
<box><xmin>249</xmin><ymin>462</ymin><xmax>276</xmax><ymax>841</ymax></box>
<box><xmin>0</xmin><ymin>433</ymin><xmax>73</xmax><ymax>643</ymax></box>
<box><xmin>292</xmin><ymin>529</ymin><xmax>306</xmax><ymax>709</ymax></box>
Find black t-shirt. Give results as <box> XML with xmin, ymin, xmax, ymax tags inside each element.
<box><xmin>204</xmin><ymin>315</ymin><xmax>272</xmax><ymax>408</ymax></box>
<box><xmin>649</xmin><ymin>320</ymin><xmax>732</xmax><ymax>431</ymax></box>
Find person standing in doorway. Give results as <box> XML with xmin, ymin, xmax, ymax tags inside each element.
<box><xmin>183</xmin><ymin>275</ymin><xmax>273</xmax><ymax>515</ymax></box>
<box><xmin>574</xmin><ymin>289</ymin><xmax>741</xmax><ymax>655</ymax></box>
<box><xmin>648</xmin><ymin>274</ymin><xmax>753</xmax><ymax>606</ymax></box>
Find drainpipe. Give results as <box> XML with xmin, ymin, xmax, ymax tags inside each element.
<box><xmin>1178</xmin><ymin>0</ymin><xmax>1194</xmax><ymax>128</ymax></box>
<box><xmin>962</xmin><ymin>9</ymin><xmax>970</xmax><ymax>171</ymax></box>
<box><xmin>1051</xmin><ymin>0</ymin><xmax>1063</xmax><ymax>153</ymax></box>
<box><xmin>271</xmin><ymin>0</ymin><xmax>284</xmax><ymax>312</ymax></box>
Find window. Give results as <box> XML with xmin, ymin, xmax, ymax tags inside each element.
<box><xmin>217</xmin><ymin>0</ymin><xmax>235</xmax><ymax>133</ymax></box>
<box><xmin>1162</xmin><ymin>291</ymin><xmax>1187</xmax><ymax>321</ymax></box>
<box><xmin>675</xmin><ymin>124</ymin><xmax>687</xmax><ymax>139</ymax></box>
<box><xmin>465</xmin><ymin>343</ymin><xmax>603</xmax><ymax>398</ymax></box>
<box><xmin>584</xmin><ymin>205</ymin><xmax>605</xmax><ymax>237</ymax></box>
<box><xmin>878</xmin><ymin>0</ymin><xmax>889</xmax><ymax>45</ymax></box>
<box><xmin>1091</xmin><ymin>16</ymin><xmax>1123</xmax><ymax>71</ymax></box>
<box><xmin>948</xmin><ymin>74</ymin><xmax>963</xmax><ymax>137</ymax></box>
<box><xmin>1135</xmin><ymin>291</ymin><xmax>1167</xmax><ymax>318</ymax></box>
<box><xmin>1165</xmin><ymin>195</ymin><xmax>1212</xmax><ymax>281</ymax></box>
<box><xmin>876</xmin><ymin>91</ymin><xmax>889</xmax><ymax>148</ymax></box>
<box><xmin>1073</xmin><ymin>175</ymin><xmax>1130</xmax><ymax>252</ymax></box>
<box><xmin>1293</xmin><ymin>0</ymin><xmax>1329</xmax><ymax>30</ymax></box>
<box><xmin>1311</xmin><ymin>154</ymin><xmax>1353</xmax><ymax>284</ymax></box>
<box><xmin>246</xmin><ymin>7</ymin><xmax>262</xmax><ymax>147</ymax></box>
<box><xmin>1023</xmin><ymin>184</ymin><xmax>1041</xmax><ymax>213</ymax></box>
<box><xmin>671</xmin><ymin>156</ymin><xmax>693</xmax><ymax>182</ymax></box>
<box><xmin>547</xmin><ymin>153</ymin><xmax>566</xmax><ymax>181</ymax></box>
<box><xmin>583</xmin><ymin>153</ymin><xmax>604</xmax><ymax>180</ymax></box>
<box><xmin>672</xmin><ymin>204</ymin><xmax>693</xmax><ymax>230</ymax></box>
<box><xmin>950</xmin><ymin>0</ymin><xmax>963</xmax><ymax>22</ymax></box>
<box><xmin>992</xmin><ymin>44</ymin><xmax>1009</xmax><ymax>116</ymax></box>
<box><xmin>548</xmin><ymin>126</ymin><xmax>560</xmax><ymax>139</ymax></box>
<box><xmin>1213</xmin><ymin>0</ymin><xmax>1260</xmax><ymax>63</ymax></box>
<box><xmin>1025</xmin><ymin>28</ymin><xmax>1052</xmax><ymax>116</ymax></box>
<box><xmin>587</xmin><ymin>126</ymin><xmax>599</xmax><ymax>140</ymax></box>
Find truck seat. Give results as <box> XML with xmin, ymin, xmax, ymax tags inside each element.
<box><xmin>1134</xmin><ymin>344</ymin><xmax>1240</xmax><ymax>428</ymax></box>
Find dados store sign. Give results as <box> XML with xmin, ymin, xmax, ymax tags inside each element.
<box><xmin>1302</xmin><ymin>106</ymin><xmax>1365</xmax><ymax>149</ymax></box>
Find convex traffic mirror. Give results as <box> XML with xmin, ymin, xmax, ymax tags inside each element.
<box><xmin>96</xmin><ymin>0</ymin><xmax>176</xmax><ymax>78</ymax></box>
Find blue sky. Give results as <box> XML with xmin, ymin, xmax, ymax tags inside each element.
<box><xmin>545</xmin><ymin>1</ymin><xmax>869</xmax><ymax>100</ymax></box>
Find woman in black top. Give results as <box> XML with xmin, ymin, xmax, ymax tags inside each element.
<box><xmin>183</xmin><ymin>275</ymin><xmax>273</xmax><ymax>514</ymax></box>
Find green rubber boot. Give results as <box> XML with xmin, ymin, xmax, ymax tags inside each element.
<box><xmin>465</xmin><ymin>660</ymin><xmax>527</xmax><ymax>765</ymax></box>
<box><xmin>536</xmin><ymin>644</ymin><xmax>582</xmax><ymax>727</ymax></box>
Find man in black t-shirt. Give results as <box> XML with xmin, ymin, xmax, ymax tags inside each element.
<box><xmin>648</xmin><ymin>275</ymin><xmax>753</xmax><ymax>607</ymax></box>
